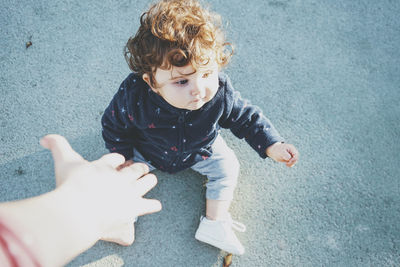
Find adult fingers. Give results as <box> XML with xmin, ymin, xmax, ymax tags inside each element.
<box><xmin>95</xmin><ymin>153</ymin><xmax>125</xmax><ymax>169</ymax></box>
<box><xmin>40</xmin><ymin>134</ymin><xmax>85</xmax><ymax>164</ymax></box>
<box><xmin>120</xmin><ymin>162</ymin><xmax>150</xmax><ymax>180</ymax></box>
<box><xmin>101</xmin><ymin>224</ymin><xmax>135</xmax><ymax>246</ymax></box>
<box><xmin>136</xmin><ymin>198</ymin><xmax>162</xmax><ymax>216</ymax></box>
<box><xmin>116</xmin><ymin>160</ymin><xmax>134</xmax><ymax>171</ymax></box>
<box><xmin>133</xmin><ymin>173</ymin><xmax>158</xmax><ymax>195</ymax></box>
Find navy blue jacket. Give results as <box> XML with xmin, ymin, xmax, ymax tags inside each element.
<box><xmin>101</xmin><ymin>72</ymin><xmax>284</xmax><ymax>173</ymax></box>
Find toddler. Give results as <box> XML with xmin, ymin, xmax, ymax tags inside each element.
<box><xmin>101</xmin><ymin>0</ymin><xmax>299</xmax><ymax>255</ymax></box>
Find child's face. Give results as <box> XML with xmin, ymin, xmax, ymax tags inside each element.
<box><xmin>143</xmin><ymin>60</ymin><xmax>219</xmax><ymax>110</ymax></box>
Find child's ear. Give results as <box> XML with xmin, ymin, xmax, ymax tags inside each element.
<box><xmin>142</xmin><ymin>73</ymin><xmax>158</xmax><ymax>93</ymax></box>
<box><xmin>142</xmin><ymin>73</ymin><xmax>155</xmax><ymax>87</ymax></box>
<box><xmin>142</xmin><ymin>73</ymin><xmax>151</xmax><ymax>86</ymax></box>
<box><xmin>142</xmin><ymin>73</ymin><xmax>158</xmax><ymax>94</ymax></box>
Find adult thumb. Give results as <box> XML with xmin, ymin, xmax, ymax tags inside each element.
<box><xmin>40</xmin><ymin>134</ymin><xmax>84</xmax><ymax>166</ymax></box>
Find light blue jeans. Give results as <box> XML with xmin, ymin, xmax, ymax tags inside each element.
<box><xmin>132</xmin><ymin>135</ymin><xmax>239</xmax><ymax>201</ymax></box>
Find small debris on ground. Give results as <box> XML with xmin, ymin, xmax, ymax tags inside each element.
<box><xmin>223</xmin><ymin>253</ymin><xmax>233</xmax><ymax>267</ymax></box>
<box><xmin>15</xmin><ymin>166</ymin><xmax>25</xmax><ymax>175</ymax></box>
<box><xmin>26</xmin><ymin>35</ymin><xmax>33</xmax><ymax>49</ymax></box>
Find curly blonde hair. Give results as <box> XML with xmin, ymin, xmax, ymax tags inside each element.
<box><xmin>124</xmin><ymin>0</ymin><xmax>233</xmax><ymax>87</ymax></box>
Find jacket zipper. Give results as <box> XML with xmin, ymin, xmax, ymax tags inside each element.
<box><xmin>178</xmin><ymin>111</ymin><xmax>186</xmax><ymax>153</ymax></box>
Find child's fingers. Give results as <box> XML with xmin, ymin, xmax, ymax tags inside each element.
<box><xmin>281</xmin><ymin>150</ymin><xmax>292</xmax><ymax>161</ymax></box>
<box><xmin>288</xmin><ymin>145</ymin><xmax>299</xmax><ymax>157</ymax></box>
<box><xmin>40</xmin><ymin>134</ymin><xmax>85</xmax><ymax>164</ymax></box>
<box><xmin>286</xmin><ymin>157</ymin><xmax>297</xmax><ymax>167</ymax></box>
<box><xmin>285</xmin><ymin>146</ymin><xmax>299</xmax><ymax>167</ymax></box>
<box><xmin>288</xmin><ymin>146</ymin><xmax>299</xmax><ymax>161</ymax></box>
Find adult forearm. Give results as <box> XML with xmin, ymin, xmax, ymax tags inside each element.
<box><xmin>0</xmin><ymin>186</ymin><xmax>100</xmax><ymax>267</ymax></box>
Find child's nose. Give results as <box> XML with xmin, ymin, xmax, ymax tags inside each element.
<box><xmin>191</xmin><ymin>81</ymin><xmax>206</xmax><ymax>98</ymax></box>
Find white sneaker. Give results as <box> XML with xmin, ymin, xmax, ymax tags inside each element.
<box><xmin>195</xmin><ymin>214</ymin><xmax>246</xmax><ymax>255</ymax></box>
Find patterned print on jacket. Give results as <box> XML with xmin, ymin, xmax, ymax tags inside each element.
<box><xmin>101</xmin><ymin>72</ymin><xmax>284</xmax><ymax>173</ymax></box>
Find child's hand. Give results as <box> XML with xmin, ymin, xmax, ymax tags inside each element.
<box><xmin>266</xmin><ymin>142</ymin><xmax>299</xmax><ymax>167</ymax></box>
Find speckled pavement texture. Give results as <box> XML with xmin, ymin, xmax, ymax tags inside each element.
<box><xmin>1</xmin><ymin>0</ymin><xmax>399</xmax><ymax>266</ymax></box>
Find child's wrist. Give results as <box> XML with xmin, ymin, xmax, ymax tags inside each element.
<box><xmin>265</xmin><ymin>141</ymin><xmax>284</xmax><ymax>156</ymax></box>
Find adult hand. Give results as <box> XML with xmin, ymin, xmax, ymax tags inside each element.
<box><xmin>116</xmin><ymin>159</ymin><xmax>135</xmax><ymax>171</ymax></box>
<box><xmin>40</xmin><ymin>134</ymin><xmax>162</xmax><ymax>245</ymax></box>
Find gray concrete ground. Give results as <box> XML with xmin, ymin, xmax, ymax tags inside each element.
<box><xmin>1</xmin><ymin>0</ymin><xmax>399</xmax><ymax>266</ymax></box>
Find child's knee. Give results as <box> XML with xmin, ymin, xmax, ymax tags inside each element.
<box><xmin>225</xmin><ymin>151</ymin><xmax>240</xmax><ymax>184</ymax></box>
<box><xmin>207</xmin><ymin>161</ymin><xmax>240</xmax><ymax>200</ymax></box>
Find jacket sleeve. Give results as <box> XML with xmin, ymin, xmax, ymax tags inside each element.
<box><xmin>101</xmin><ymin>77</ymin><xmax>138</xmax><ymax>160</ymax></box>
<box><xmin>218</xmin><ymin>74</ymin><xmax>285</xmax><ymax>159</ymax></box>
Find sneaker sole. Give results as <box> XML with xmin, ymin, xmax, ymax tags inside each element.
<box><xmin>195</xmin><ymin>231</ymin><xmax>245</xmax><ymax>255</ymax></box>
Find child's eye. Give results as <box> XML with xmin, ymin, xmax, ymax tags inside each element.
<box><xmin>176</xmin><ymin>79</ymin><xmax>188</xmax><ymax>85</ymax></box>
